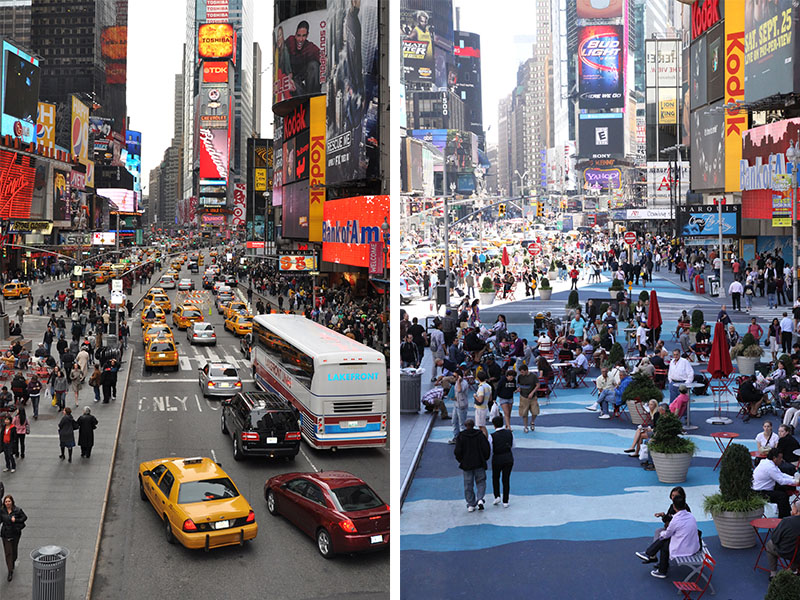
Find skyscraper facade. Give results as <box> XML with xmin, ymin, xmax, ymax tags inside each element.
<box><xmin>0</xmin><ymin>0</ymin><xmax>31</xmax><ymax>47</ymax></box>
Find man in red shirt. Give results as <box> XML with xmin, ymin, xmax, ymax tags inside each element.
<box><xmin>569</xmin><ymin>267</ymin><xmax>580</xmax><ymax>290</ymax></box>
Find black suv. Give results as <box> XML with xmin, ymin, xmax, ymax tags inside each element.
<box><xmin>220</xmin><ymin>391</ymin><xmax>301</xmax><ymax>461</ymax></box>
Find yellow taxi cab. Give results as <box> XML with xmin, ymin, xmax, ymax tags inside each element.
<box><xmin>172</xmin><ymin>304</ymin><xmax>205</xmax><ymax>330</ymax></box>
<box><xmin>167</xmin><ymin>270</ymin><xmax>181</xmax><ymax>282</ymax></box>
<box><xmin>149</xmin><ymin>286</ymin><xmax>166</xmax><ymax>296</ymax></box>
<box><xmin>141</xmin><ymin>304</ymin><xmax>167</xmax><ymax>326</ymax></box>
<box><xmin>171</xmin><ymin>259</ymin><xmax>182</xmax><ymax>270</ymax></box>
<box><xmin>223</xmin><ymin>301</ymin><xmax>248</xmax><ymax>320</ymax></box>
<box><xmin>143</xmin><ymin>323</ymin><xmax>175</xmax><ymax>348</ymax></box>
<box><xmin>1</xmin><ymin>282</ymin><xmax>31</xmax><ymax>298</ymax></box>
<box><xmin>138</xmin><ymin>456</ymin><xmax>257</xmax><ymax>550</ymax></box>
<box><xmin>144</xmin><ymin>292</ymin><xmax>172</xmax><ymax>314</ymax></box>
<box><xmin>224</xmin><ymin>313</ymin><xmax>253</xmax><ymax>336</ymax></box>
<box><xmin>209</xmin><ymin>250</ymin><xmax>218</xmax><ymax>257</ymax></box>
<box><xmin>144</xmin><ymin>338</ymin><xmax>179</xmax><ymax>371</ymax></box>
<box><xmin>94</xmin><ymin>268</ymin><xmax>111</xmax><ymax>284</ymax></box>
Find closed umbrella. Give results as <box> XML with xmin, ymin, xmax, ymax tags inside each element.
<box><xmin>707</xmin><ymin>320</ymin><xmax>734</xmax><ymax>425</ymax></box>
<box><xmin>646</xmin><ymin>290</ymin><xmax>662</xmax><ymax>344</ymax></box>
<box><xmin>501</xmin><ymin>246</ymin><xmax>510</xmax><ymax>267</ymax></box>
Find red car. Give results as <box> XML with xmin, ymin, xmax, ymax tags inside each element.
<box><xmin>264</xmin><ymin>471</ymin><xmax>389</xmax><ymax>558</ymax></box>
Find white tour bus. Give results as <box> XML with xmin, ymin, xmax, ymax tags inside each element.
<box><xmin>251</xmin><ymin>314</ymin><xmax>387</xmax><ymax>450</ymax></box>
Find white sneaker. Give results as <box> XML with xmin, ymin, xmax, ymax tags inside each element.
<box><xmin>493</xmin><ymin>497</ymin><xmax>501</xmax><ymax>505</ymax></box>
<box><xmin>503</xmin><ymin>503</ymin><xmax>509</xmax><ymax>508</ymax></box>
<box><xmin>467</xmin><ymin>505</ymin><xmax>475</xmax><ymax>512</ymax></box>
<box><xmin>598</xmin><ymin>414</ymin><xmax>611</xmax><ymax>420</ymax></box>
<box><xmin>585</xmin><ymin>403</ymin><xmax>598</xmax><ymax>411</ymax></box>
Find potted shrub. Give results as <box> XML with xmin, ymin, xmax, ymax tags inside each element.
<box><xmin>599</xmin><ymin>302</ymin><xmax>609</xmax><ymax>317</ymax></box>
<box><xmin>566</xmin><ymin>289</ymin><xmax>580</xmax><ymax>309</ymax></box>
<box><xmin>622</xmin><ymin>371</ymin><xmax>664</xmax><ymax>425</ymax></box>
<box><xmin>730</xmin><ymin>332</ymin><xmax>764</xmax><ymax>376</ymax></box>
<box><xmin>605</xmin><ymin>341</ymin><xmax>624</xmax><ymax>369</ymax></box>
<box><xmin>690</xmin><ymin>309</ymin><xmax>704</xmax><ymax>332</ymax></box>
<box><xmin>703</xmin><ymin>443</ymin><xmax>766</xmax><ymax>549</ymax></box>
<box><xmin>479</xmin><ymin>276</ymin><xmax>496</xmax><ymax>306</ymax></box>
<box><xmin>648</xmin><ymin>411</ymin><xmax>696</xmax><ymax>483</ymax></box>
<box><xmin>609</xmin><ymin>278</ymin><xmax>624</xmax><ymax>299</ymax></box>
<box><xmin>539</xmin><ymin>277</ymin><xmax>552</xmax><ymax>301</ymax></box>
<box><xmin>766</xmin><ymin>569</ymin><xmax>800</xmax><ymax>600</ymax></box>
<box><xmin>548</xmin><ymin>259</ymin><xmax>557</xmax><ymax>280</ymax></box>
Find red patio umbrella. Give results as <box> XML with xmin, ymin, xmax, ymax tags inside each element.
<box><xmin>707</xmin><ymin>320</ymin><xmax>734</xmax><ymax>379</ymax></box>
<box><xmin>646</xmin><ymin>289</ymin><xmax>662</xmax><ymax>332</ymax></box>
<box><xmin>501</xmin><ymin>246</ymin><xmax>510</xmax><ymax>267</ymax></box>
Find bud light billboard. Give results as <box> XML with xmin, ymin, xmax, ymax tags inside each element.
<box><xmin>578</xmin><ymin>25</ymin><xmax>624</xmax><ymax>110</ymax></box>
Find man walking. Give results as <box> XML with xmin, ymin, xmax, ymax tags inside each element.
<box><xmin>454</xmin><ymin>419</ymin><xmax>491</xmax><ymax>512</ymax></box>
<box><xmin>729</xmin><ymin>279</ymin><xmax>743</xmax><ymax>311</ymax></box>
<box><xmin>780</xmin><ymin>312</ymin><xmax>793</xmax><ymax>354</ymax></box>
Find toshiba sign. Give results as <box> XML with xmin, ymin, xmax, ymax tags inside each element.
<box><xmin>203</xmin><ymin>61</ymin><xmax>229</xmax><ymax>83</ymax></box>
<box><xmin>198</xmin><ymin>23</ymin><xmax>234</xmax><ymax>59</ymax></box>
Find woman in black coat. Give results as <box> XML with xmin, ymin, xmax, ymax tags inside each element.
<box><xmin>58</xmin><ymin>407</ymin><xmax>78</xmax><ymax>462</ymax></box>
<box><xmin>490</xmin><ymin>415</ymin><xmax>514</xmax><ymax>507</ymax></box>
<box><xmin>1</xmin><ymin>494</ymin><xmax>27</xmax><ymax>581</ymax></box>
<box><xmin>76</xmin><ymin>407</ymin><xmax>98</xmax><ymax>459</ymax></box>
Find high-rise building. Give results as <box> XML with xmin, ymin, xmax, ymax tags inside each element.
<box><xmin>0</xmin><ymin>0</ymin><xmax>31</xmax><ymax>47</ymax></box>
<box><xmin>453</xmin><ymin>31</ymin><xmax>483</xmax><ymax>150</ymax></box>
<box><xmin>496</xmin><ymin>95</ymin><xmax>512</xmax><ymax>197</ymax></box>
<box><xmin>252</xmin><ymin>41</ymin><xmax>261</xmax><ymax>137</ymax></box>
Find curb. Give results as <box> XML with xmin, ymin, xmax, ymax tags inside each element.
<box><xmin>85</xmin><ymin>344</ymin><xmax>133</xmax><ymax>600</ymax></box>
<box><xmin>400</xmin><ymin>411</ymin><xmax>436</xmax><ymax>508</ymax></box>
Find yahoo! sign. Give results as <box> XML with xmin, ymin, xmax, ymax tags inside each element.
<box><xmin>583</xmin><ymin>168</ymin><xmax>622</xmax><ymax>190</ymax></box>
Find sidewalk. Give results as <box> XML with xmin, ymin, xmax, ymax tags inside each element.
<box><xmin>400</xmin><ymin>349</ymin><xmax>437</xmax><ymax>507</ymax></box>
<box><xmin>0</xmin><ymin>271</ymin><xmax>163</xmax><ymax>599</ymax></box>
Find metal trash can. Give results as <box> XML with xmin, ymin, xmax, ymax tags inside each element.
<box><xmin>708</xmin><ymin>276</ymin><xmax>720</xmax><ymax>297</ymax></box>
<box><xmin>31</xmin><ymin>545</ymin><xmax>69</xmax><ymax>600</ymax></box>
<box><xmin>400</xmin><ymin>371</ymin><xmax>422</xmax><ymax>414</ymax></box>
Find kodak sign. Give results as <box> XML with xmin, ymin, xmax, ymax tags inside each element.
<box><xmin>203</xmin><ymin>61</ymin><xmax>229</xmax><ymax>83</ymax></box>
<box><xmin>308</xmin><ymin>96</ymin><xmax>326</xmax><ymax>242</ymax></box>
<box><xmin>692</xmin><ymin>0</ymin><xmax>721</xmax><ymax>39</ymax></box>
<box><xmin>725</xmin><ymin>0</ymin><xmax>744</xmax><ymax>192</ymax></box>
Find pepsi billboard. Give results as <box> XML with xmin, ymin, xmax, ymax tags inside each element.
<box><xmin>578</xmin><ymin>25</ymin><xmax>624</xmax><ymax>110</ymax></box>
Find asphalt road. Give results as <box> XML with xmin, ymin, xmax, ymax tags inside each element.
<box><xmin>92</xmin><ymin>261</ymin><xmax>389</xmax><ymax>599</ymax></box>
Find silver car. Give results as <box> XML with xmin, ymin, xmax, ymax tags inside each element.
<box><xmin>178</xmin><ymin>278</ymin><xmax>195</xmax><ymax>291</ymax></box>
<box><xmin>158</xmin><ymin>275</ymin><xmax>176</xmax><ymax>289</ymax></box>
<box><xmin>187</xmin><ymin>321</ymin><xmax>217</xmax><ymax>345</ymax></box>
<box><xmin>198</xmin><ymin>362</ymin><xmax>241</xmax><ymax>397</ymax></box>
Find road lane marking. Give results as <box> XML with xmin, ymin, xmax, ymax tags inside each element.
<box><xmin>179</xmin><ymin>356</ymin><xmax>192</xmax><ymax>370</ymax></box>
<box><xmin>223</xmin><ymin>354</ymin><xmax>237</xmax><ymax>365</ymax></box>
<box><xmin>194</xmin><ymin>393</ymin><xmax>202</xmax><ymax>412</ymax></box>
<box><xmin>211</xmin><ymin>448</ymin><xmax>217</xmax><ymax>463</ymax></box>
<box><xmin>300</xmin><ymin>447</ymin><xmax>319</xmax><ymax>473</ymax></box>
<box><xmin>205</xmin><ymin>347</ymin><xmax>221</xmax><ymax>361</ymax></box>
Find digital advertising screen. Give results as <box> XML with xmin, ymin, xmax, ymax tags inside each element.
<box><xmin>273</xmin><ymin>10</ymin><xmax>327</xmax><ymax>107</ymax></box>
<box><xmin>36</xmin><ymin>102</ymin><xmax>55</xmax><ymax>150</ymax></box>
<box><xmin>1</xmin><ymin>40</ymin><xmax>40</xmax><ymax>144</ymax></box>
<box><xmin>92</xmin><ymin>232</ymin><xmax>116</xmax><ymax>246</ymax></box>
<box><xmin>705</xmin><ymin>24</ymin><xmax>724</xmax><ymax>103</ymax></box>
<box><xmin>578</xmin><ymin>113</ymin><xmax>625</xmax><ymax>159</ymax></box>
<box><xmin>578</xmin><ymin>25</ymin><xmax>624</xmax><ymax>109</ymax></box>
<box><xmin>282</xmin><ymin>180</ymin><xmax>310</xmax><ymax>239</ymax></box>
<box><xmin>97</xmin><ymin>188</ymin><xmax>137</xmax><ymax>213</ymax></box>
<box><xmin>198</xmin><ymin>23</ymin><xmax>234</xmax><ymax>60</ymax></box>
<box><xmin>690</xmin><ymin>39</ymin><xmax>707</xmax><ymax>109</ymax></box>
<box><xmin>401</xmin><ymin>7</ymin><xmax>434</xmax><ymax>84</ymax></box>
<box><xmin>691</xmin><ymin>101</ymin><xmax>725</xmax><ymax>190</ymax></box>
<box><xmin>0</xmin><ymin>148</ymin><xmax>35</xmax><ymax>219</ymax></box>
<box><xmin>281</xmin><ymin>100</ymin><xmax>310</xmax><ymax>185</ymax></box>
<box><xmin>71</xmin><ymin>96</ymin><xmax>89</xmax><ymax>161</ymax></box>
<box><xmin>198</xmin><ymin>127</ymin><xmax>230</xmax><ymax>182</ymax></box>
<box><xmin>744</xmin><ymin>0</ymin><xmax>795</xmax><ymax>103</ymax></box>
<box><xmin>321</xmin><ymin>195</ymin><xmax>389</xmax><ymax>268</ymax></box>
<box><xmin>202</xmin><ymin>61</ymin><xmax>229</xmax><ymax>83</ymax></box>
<box><xmin>576</xmin><ymin>0</ymin><xmax>623</xmax><ymax>19</ymax></box>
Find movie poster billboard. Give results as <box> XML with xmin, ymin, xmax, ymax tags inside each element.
<box><xmin>744</xmin><ymin>0</ymin><xmax>795</xmax><ymax>103</ymax></box>
<box><xmin>273</xmin><ymin>10</ymin><xmax>327</xmax><ymax>107</ymax></box>
<box><xmin>401</xmin><ymin>7</ymin><xmax>434</xmax><ymax>84</ymax></box>
<box><xmin>36</xmin><ymin>102</ymin><xmax>55</xmax><ymax>150</ymax></box>
<box><xmin>677</xmin><ymin>203</ymin><xmax>739</xmax><ymax>237</ymax></box>
<box><xmin>706</xmin><ymin>24</ymin><xmax>724</xmax><ymax>103</ymax></box>
<box><xmin>576</xmin><ymin>0</ymin><xmax>623</xmax><ymax>19</ymax></box>
<box><xmin>690</xmin><ymin>39</ymin><xmax>707</xmax><ymax>109</ymax></box>
<box><xmin>691</xmin><ymin>101</ymin><xmax>725</xmax><ymax>190</ymax></box>
<box><xmin>325</xmin><ymin>0</ymin><xmax>379</xmax><ymax>185</ymax></box>
<box><xmin>1</xmin><ymin>40</ymin><xmax>40</xmax><ymax>144</ymax></box>
<box><xmin>53</xmin><ymin>169</ymin><xmax>69</xmax><ymax>223</ymax></box>
<box><xmin>578</xmin><ymin>25</ymin><xmax>624</xmax><ymax>109</ymax></box>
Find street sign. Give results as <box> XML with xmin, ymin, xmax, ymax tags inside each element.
<box><xmin>110</xmin><ymin>291</ymin><xmax>125</xmax><ymax>305</ymax></box>
<box><xmin>527</xmin><ymin>243</ymin><xmax>541</xmax><ymax>257</ymax></box>
<box><xmin>624</xmin><ymin>232</ymin><xmax>637</xmax><ymax>245</ymax></box>
<box><xmin>111</xmin><ymin>279</ymin><xmax>123</xmax><ymax>292</ymax></box>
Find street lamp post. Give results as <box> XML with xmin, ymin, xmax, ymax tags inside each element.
<box><xmin>514</xmin><ymin>170</ymin><xmax>529</xmax><ymax>199</ymax></box>
<box><xmin>380</xmin><ymin>217</ymin><xmax>389</xmax><ymax>349</ymax></box>
<box><xmin>444</xmin><ymin>181</ymin><xmax>456</xmax><ymax>308</ymax></box>
<box><xmin>786</xmin><ymin>140</ymin><xmax>800</xmax><ymax>303</ymax></box>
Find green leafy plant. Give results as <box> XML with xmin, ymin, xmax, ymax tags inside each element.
<box><xmin>539</xmin><ymin>277</ymin><xmax>551</xmax><ymax>289</ymax></box>
<box><xmin>765</xmin><ymin>569</ymin><xmax>800</xmax><ymax>600</ymax></box>
<box><xmin>523</xmin><ymin>257</ymin><xmax>530</xmax><ymax>265</ymax></box>
<box><xmin>606</xmin><ymin>341</ymin><xmax>624</xmax><ymax>368</ymax></box>
<box><xmin>549</xmin><ymin>259</ymin><xmax>556</xmax><ymax>271</ymax></box>
<box><xmin>730</xmin><ymin>331</ymin><xmax>765</xmax><ymax>358</ymax></box>
<box><xmin>690</xmin><ymin>309</ymin><xmax>704</xmax><ymax>332</ymax></box>
<box><xmin>779</xmin><ymin>354</ymin><xmax>796</xmax><ymax>378</ymax></box>
<box><xmin>479</xmin><ymin>277</ymin><xmax>494</xmax><ymax>293</ymax></box>
<box><xmin>599</xmin><ymin>302</ymin><xmax>609</xmax><ymax>316</ymax></box>
<box><xmin>621</xmin><ymin>371</ymin><xmax>664</xmax><ymax>403</ymax></box>
<box><xmin>703</xmin><ymin>443</ymin><xmax>767</xmax><ymax>514</ymax></box>
<box><xmin>638</xmin><ymin>290</ymin><xmax>649</xmax><ymax>303</ymax></box>
<box><xmin>566</xmin><ymin>290</ymin><xmax>580</xmax><ymax>308</ymax></box>
<box><xmin>609</xmin><ymin>278</ymin><xmax>624</xmax><ymax>290</ymax></box>
<box><xmin>648</xmin><ymin>411</ymin><xmax>696</xmax><ymax>454</ymax></box>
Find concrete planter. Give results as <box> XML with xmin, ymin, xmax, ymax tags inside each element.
<box><xmin>650</xmin><ymin>451</ymin><xmax>692</xmax><ymax>483</ymax></box>
<box><xmin>479</xmin><ymin>292</ymin><xmax>495</xmax><ymax>306</ymax></box>
<box><xmin>539</xmin><ymin>288</ymin><xmax>552</xmax><ymax>301</ymax></box>
<box><xmin>548</xmin><ymin>271</ymin><xmax>558</xmax><ymax>280</ymax></box>
<box><xmin>735</xmin><ymin>356</ymin><xmax>758</xmax><ymax>376</ymax></box>
<box><xmin>609</xmin><ymin>289</ymin><xmax>621</xmax><ymax>299</ymax></box>
<box><xmin>711</xmin><ymin>508</ymin><xmax>765</xmax><ymax>549</ymax></box>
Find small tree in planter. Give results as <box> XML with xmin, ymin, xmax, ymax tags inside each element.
<box><xmin>566</xmin><ymin>289</ymin><xmax>580</xmax><ymax>309</ymax></box>
<box><xmin>730</xmin><ymin>332</ymin><xmax>764</xmax><ymax>376</ymax></box>
<box><xmin>638</xmin><ymin>290</ymin><xmax>649</xmax><ymax>303</ymax></box>
<box><xmin>599</xmin><ymin>302</ymin><xmax>609</xmax><ymax>316</ymax></box>
<box><xmin>606</xmin><ymin>342</ymin><xmax>624</xmax><ymax>368</ymax></box>
<box><xmin>478</xmin><ymin>276</ymin><xmax>496</xmax><ymax>306</ymax></box>
<box><xmin>690</xmin><ymin>309</ymin><xmax>704</xmax><ymax>332</ymax></box>
<box><xmin>648</xmin><ymin>411</ymin><xmax>696</xmax><ymax>483</ymax></box>
<box><xmin>766</xmin><ymin>569</ymin><xmax>800</xmax><ymax>600</ymax></box>
<box><xmin>548</xmin><ymin>259</ymin><xmax>557</xmax><ymax>278</ymax></box>
<box><xmin>622</xmin><ymin>371</ymin><xmax>664</xmax><ymax>425</ymax></box>
<box><xmin>703</xmin><ymin>443</ymin><xmax>766</xmax><ymax>549</ymax></box>
<box><xmin>609</xmin><ymin>278</ymin><xmax>624</xmax><ymax>299</ymax></box>
<box><xmin>539</xmin><ymin>277</ymin><xmax>552</xmax><ymax>300</ymax></box>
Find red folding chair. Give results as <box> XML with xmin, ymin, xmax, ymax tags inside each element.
<box><xmin>653</xmin><ymin>369</ymin><xmax>668</xmax><ymax>390</ymax></box>
<box><xmin>778</xmin><ymin>535</ymin><xmax>800</xmax><ymax>571</ymax></box>
<box><xmin>673</xmin><ymin>554</ymin><xmax>715</xmax><ymax>600</ymax></box>
<box><xmin>537</xmin><ymin>376</ymin><xmax>554</xmax><ymax>405</ymax></box>
<box><xmin>633</xmin><ymin>401</ymin><xmax>653</xmax><ymax>427</ymax></box>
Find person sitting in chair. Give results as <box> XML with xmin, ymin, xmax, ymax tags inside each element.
<box><xmin>765</xmin><ymin>502</ymin><xmax>800</xmax><ymax>581</ymax></box>
<box><xmin>740</xmin><ymin>375</ymin><xmax>767</xmax><ymax>422</ymax></box>
<box><xmin>634</xmin><ymin>494</ymin><xmax>700</xmax><ymax>579</ymax></box>
<box><xmin>753</xmin><ymin>448</ymin><xmax>797</xmax><ymax>518</ymax></box>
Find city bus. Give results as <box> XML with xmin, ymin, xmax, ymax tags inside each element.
<box><xmin>250</xmin><ymin>314</ymin><xmax>387</xmax><ymax>450</ymax></box>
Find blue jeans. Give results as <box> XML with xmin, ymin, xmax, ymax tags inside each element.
<box><xmin>669</xmin><ymin>382</ymin><xmax>680</xmax><ymax>403</ymax></box>
<box><xmin>93</xmin><ymin>385</ymin><xmax>100</xmax><ymax>402</ymax></box>
<box><xmin>452</xmin><ymin>405</ymin><xmax>468</xmax><ymax>439</ymax></box>
<box><xmin>597</xmin><ymin>388</ymin><xmax>616</xmax><ymax>415</ymax></box>
<box><xmin>768</xmin><ymin>293</ymin><xmax>777</xmax><ymax>308</ymax></box>
<box><xmin>745</xmin><ymin>294</ymin><xmax>753</xmax><ymax>310</ymax></box>
<box><xmin>463</xmin><ymin>468</ymin><xmax>486</xmax><ymax>508</ymax></box>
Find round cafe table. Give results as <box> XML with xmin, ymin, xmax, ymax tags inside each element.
<box><xmin>682</xmin><ymin>382</ymin><xmax>705</xmax><ymax>431</ymax></box>
<box><xmin>710</xmin><ymin>431</ymin><xmax>740</xmax><ymax>471</ymax></box>
<box><xmin>751</xmin><ymin>517</ymin><xmax>781</xmax><ymax>573</ymax></box>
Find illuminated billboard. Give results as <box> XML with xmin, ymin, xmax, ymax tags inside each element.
<box><xmin>202</xmin><ymin>61</ymin><xmax>229</xmax><ymax>83</ymax></box>
<box><xmin>744</xmin><ymin>0</ymin><xmax>795</xmax><ymax>103</ymax></box>
<box><xmin>691</xmin><ymin>101</ymin><xmax>725</xmax><ymax>190</ymax></box>
<box><xmin>706</xmin><ymin>24</ymin><xmax>724</xmax><ymax>103</ymax></box>
<box><xmin>199</xmin><ymin>128</ymin><xmax>230</xmax><ymax>182</ymax></box>
<box><xmin>725</xmin><ymin>0</ymin><xmax>745</xmax><ymax>192</ymax></box>
<box><xmin>273</xmin><ymin>10</ymin><xmax>327</xmax><ymax>107</ymax></box>
<box><xmin>0</xmin><ymin>148</ymin><xmax>35</xmax><ymax>219</ymax></box>
<box><xmin>97</xmin><ymin>188</ymin><xmax>137</xmax><ymax>213</ymax></box>
<box><xmin>578</xmin><ymin>113</ymin><xmax>625</xmax><ymax>159</ymax></box>
<box><xmin>198</xmin><ymin>23</ymin><xmax>234</xmax><ymax>59</ymax></box>
<box><xmin>322</xmin><ymin>195</ymin><xmax>389</xmax><ymax>268</ymax></box>
<box><xmin>578</xmin><ymin>25</ymin><xmax>624</xmax><ymax>109</ymax></box>
<box><xmin>576</xmin><ymin>0</ymin><xmax>623</xmax><ymax>19</ymax></box>
<box><xmin>36</xmin><ymin>102</ymin><xmax>54</xmax><ymax>150</ymax></box>
<box><xmin>326</xmin><ymin>0</ymin><xmax>379</xmax><ymax>185</ymax></box>
<box><xmin>71</xmin><ymin>96</ymin><xmax>89</xmax><ymax>161</ymax></box>
<box><xmin>690</xmin><ymin>38</ymin><xmax>707</xmax><ymax>109</ymax></box>
<box><xmin>92</xmin><ymin>232</ymin><xmax>116</xmax><ymax>246</ymax></box>
<box><xmin>401</xmin><ymin>7</ymin><xmax>434</xmax><ymax>84</ymax></box>
<box><xmin>281</xmin><ymin>101</ymin><xmax>310</xmax><ymax>185</ymax></box>
<box><xmin>1</xmin><ymin>40</ymin><xmax>40</xmax><ymax>143</ymax></box>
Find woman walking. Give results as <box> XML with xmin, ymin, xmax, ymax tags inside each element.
<box><xmin>76</xmin><ymin>407</ymin><xmax>98</xmax><ymax>458</ymax></box>
<box><xmin>490</xmin><ymin>415</ymin><xmax>514</xmax><ymax>507</ymax></box>
<box><xmin>50</xmin><ymin>367</ymin><xmax>68</xmax><ymax>411</ymax></box>
<box><xmin>27</xmin><ymin>374</ymin><xmax>41</xmax><ymax>420</ymax></box>
<box><xmin>0</xmin><ymin>495</ymin><xmax>26</xmax><ymax>581</ymax></box>
<box><xmin>1</xmin><ymin>416</ymin><xmax>15</xmax><ymax>473</ymax></box>
<box><xmin>69</xmin><ymin>363</ymin><xmax>84</xmax><ymax>407</ymax></box>
<box><xmin>58</xmin><ymin>407</ymin><xmax>78</xmax><ymax>463</ymax></box>
<box><xmin>88</xmin><ymin>365</ymin><xmax>101</xmax><ymax>403</ymax></box>
<box><xmin>11</xmin><ymin>407</ymin><xmax>28</xmax><ymax>460</ymax></box>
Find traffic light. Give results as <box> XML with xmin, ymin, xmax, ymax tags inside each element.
<box><xmin>537</xmin><ymin>202</ymin><xmax>544</xmax><ymax>217</ymax></box>
<box><xmin>498</xmin><ymin>203</ymin><xmax>506</xmax><ymax>218</ymax></box>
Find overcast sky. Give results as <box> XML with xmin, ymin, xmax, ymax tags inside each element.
<box><xmin>128</xmin><ymin>1</ymin><xmax>273</xmax><ymax>192</ymax></box>
<box><xmin>454</xmin><ymin>1</ymin><xmax>540</xmax><ymax>147</ymax></box>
